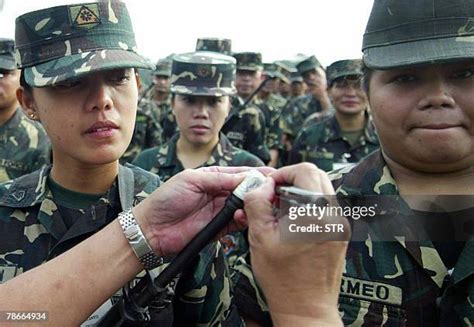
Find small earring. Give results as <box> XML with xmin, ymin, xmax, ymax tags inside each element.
<box><xmin>29</xmin><ymin>113</ymin><xmax>36</xmax><ymax>119</ymax></box>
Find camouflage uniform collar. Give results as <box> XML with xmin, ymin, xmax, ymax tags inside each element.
<box><xmin>205</xmin><ymin>133</ymin><xmax>235</xmax><ymax>166</ymax></box>
<box><xmin>0</xmin><ymin>164</ymin><xmax>130</xmax><ymax>208</ymax></box>
<box><xmin>155</xmin><ymin>133</ymin><xmax>236</xmax><ymax>169</ymax></box>
<box><xmin>2</xmin><ymin>108</ymin><xmax>22</xmax><ymax>130</ymax></box>
<box><xmin>0</xmin><ymin>165</ymin><xmax>52</xmax><ymax>207</ymax></box>
<box><xmin>330</xmin><ymin>150</ymin><xmax>399</xmax><ymax>196</ymax></box>
<box><xmin>326</xmin><ymin>111</ymin><xmax>378</xmax><ymax>145</ymax></box>
<box><xmin>330</xmin><ymin>152</ymin><xmax>452</xmax><ymax>286</ymax></box>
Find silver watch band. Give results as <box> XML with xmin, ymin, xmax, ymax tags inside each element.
<box><xmin>118</xmin><ymin>209</ymin><xmax>163</xmax><ymax>270</ymax></box>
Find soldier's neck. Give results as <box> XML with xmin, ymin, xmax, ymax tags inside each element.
<box><xmin>383</xmin><ymin>152</ymin><xmax>474</xmax><ymax>195</ymax></box>
<box><xmin>0</xmin><ymin>105</ymin><xmax>18</xmax><ymax>126</ymax></box>
<box><xmin>153</xmin><ymin>91</ymin><xmax>169</xmax><ymax>103</ymax></box>
<box><xmin>50</xmin><ymin>160</ymin><xmax>119</xmax><ymax>194</ymax></box>
<box><xmin>335</xmin><ymin>110</ymin><xmax>366</xmax><ymax>132</ymax></box>
<box><xmin>176</xmin><ymin>136</ymin><xmax>218</xmax><ymax>169</ymax></box>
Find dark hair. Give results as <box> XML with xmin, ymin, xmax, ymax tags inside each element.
<box><xmin>19</xmin><ymin>70</ymin><xmax>33</xmax><ymax>95</ymax></box>
<box><xmin>362</xmin><ymin>62</ymin><xmax>373</xmax><ymax>94</ymax></box>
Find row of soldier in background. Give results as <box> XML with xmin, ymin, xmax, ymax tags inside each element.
<box><xmin>0</xmin><ymin>35</ymin><xmax>380</xmax><ymax>185</ymax></box>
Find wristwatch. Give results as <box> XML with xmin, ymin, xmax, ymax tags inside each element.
<box><xmin>118</xmin><ymin>209</ymin><xmax>163</xmax><ymax>270</ymax></box>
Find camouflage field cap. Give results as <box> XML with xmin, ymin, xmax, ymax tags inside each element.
<box><xmin>195</xmin><ymin>37</ymin><xmax>232</xmax><ymax>55</ymax></box>
<box><xmin>15</xmin><ymin>1</ymin><xmax>154</xmax><ymax>87</ymax></box>
<box><xmin>290</xmin><ymin>70</ymin><xmax>303</xmax><ymax>83</ymax></box>
<box><xmin>170</xmin><ymin>51</ymin><xmax>236</xmax><ymax>97</ymax></box>
<box><xmin>326</xmin><ymin>59</ymin><xmax>362</xmax><ymax>86</ymax></box>
<box><xmin>263</xmin><ymin>63</ymin><xmax>283</xmax><ymax>79</ymax></box>
<box><xmin>275</xmin><ymin>62</ymin><xmax>292</xmax><ymax>84</ymax></box>
<box><xmin>296</xmin><ymin>55</ymin><xmax>321</xmax><ymax>74</ymax></box>
<box><xmin>0</xmin><ymin>38</ymin><xmax>16</xmax><ymax>70</ymax></box>
<box><xmin>233</xmin><ymin>52</ymin><xmax>263</xmax><ymax>71</ymax></box>
<box><xmin>154</xmin><ymin>58</ymin><xmax>172</xmax><ymax>77</ymax></box>
<box><xmin>363</xmin><ymin>0</ymin><xmax>474</xmax><ymax>69</ymax></box>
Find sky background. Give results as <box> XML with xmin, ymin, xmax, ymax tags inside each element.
<box><xmin>0</xmin><ymin>0</ymin><xmax>374</xmax><ymax>67</ymax></box>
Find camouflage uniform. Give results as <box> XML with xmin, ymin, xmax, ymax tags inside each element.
<box><xmin>223</xmin><ymin>97</ymin><xmax>270</xmax><ymax>163</ymax></box>
<box><xmin>0</xmin><ymin>39</ymin><xmax>50</xmax><ymax>182</ymax></box>
<box><xmin>0</xmin><ymin>108</ymin><xmax>50</xmax><ymax>183</ymax></box>
<box><xmin>224</xmin><ymin>52</ymin><xmax>270</xmax><ymax>163</ymax></box>
<box><xmin>329</xmin><ymin>151</ymin><xmax>474</xmax><ymax>326</ymax></box>
<box><xmin>120</xmin><ymin>106</ymin><xmax>163</xmax><ymax>163</ymax></box>
<box><xmin>280</xmin><ymin>55</ymin><xmax>332</xmax><ymax>137</ymax></box>
<box><xmin>280</xmin><ymin>93</ymin><xmax>328</xmax><ymax>137</ymax></box>
<box><xmin>289</xmin><ymin>113</ymin><xmax>379</xmax><ymax>171</ymax></box>
<box><xmin>289</xmin><ymin>59</ymin><xmax>379</xmax><ymax>171</ymax></box>
<box><xmin>133</xmin><ymin>133</ymin><xmax>263</xmax><ymax>182</ymax></box>
<box><xmin>0</xmin><ymin>164</ymin><xmax>239</xmax><ymax>325</ymax></box>
<box><xmin>8</xmin><ymin>3</ymin><xmax>241</xmax><ymax>325</ymax></box>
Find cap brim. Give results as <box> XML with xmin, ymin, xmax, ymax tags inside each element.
<box><xmin>0</xmin><ymin>56</ymin><xmax>16</xmax><ymax>70</ymax></box>
<box><xmin>237</xmin><ymin>66</ymin><xmax>262</xmax><ymax>71</ymax></box>
<box><xmin>24</xmin><ymin>49</ymin><xmax>155</xmax><ymax>87</ymax></box>
<box><xmin>328</xmin><ymin>72</ymin><xmax>362</xmax><ymax>85</ymax></box>
<box><xmin>171</xmin><ymin>85</ymin><xmax>236</xmax><ymax>97</ymax></box>
<box><xmin>363</xmin><ymin>37</ymin><xmax>474</xmax><ymax>69</ymax></box>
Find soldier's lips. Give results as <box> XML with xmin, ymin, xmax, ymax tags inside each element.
<box><xmin>84</xmin><ymin>121</ymin><xmax>119</xmax><ymax>138</ymax></box>
<box><xmin>413</xmin><ymin>123</ymin><xmax>463</xmax><ymax>130</ymax></box>
<box><xmin>190</xmin><ymin>125</ymin><xmax>210</xmax><ymax>134</ymax></box>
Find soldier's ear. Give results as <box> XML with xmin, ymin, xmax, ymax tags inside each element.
<box><xmin>17</xmin><ymin>87</ymin><xmax>39</xmax><ymax>121</ymax></box>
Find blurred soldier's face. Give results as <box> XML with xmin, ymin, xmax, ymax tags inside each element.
<box><xmin>261</xmin><ymin>75</ymin><xmax>279</xmax><ymax>94</ymax></box>
<box><xmin>235</xmin><ymin>69</ymin><xmax>263</xmax><ymax>98</ymax></box>
<box><xmin>172</xmin><ymin>94</ymin><xmax>230</xmax><ymax>146</ymax></box>
<box><xmin>154</xmin><ymin>75</ymin><xmax>170</xmax><ymax>93</ymax></box>
<box><xmin>0</xmin><ymin>69</ymin><xmax>20</xmax><ymax>111</ymax></box>
<box><xmin>302</xmin><ymin>68</ymin><xmax>327</xmax><ymax>97</ymax></box>
<box><xmin>291</xmin><ymin>81</ymin><xmax>306</xmax><ymax>96</ymax></box>
<box><xmin>18</xmin><ymin>68</ymin><xmax>139</xmax><ymax>166</ymax></box>
<box><xmin>369</xmin><ymin>61</ymin><xmax>474</xmax><ymax>173</ymax></box>
<box><xmin>329</xmin><ymin>76</ymin><xmax>367</xmax><ymax>116</ymax></box>
<box><xmin>279</xmin><ymin>80</ymin><xmax>291</xmax><ymax>96</ymax></box>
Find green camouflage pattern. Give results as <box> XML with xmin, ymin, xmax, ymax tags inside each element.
<box><xmin>154</xmin><ymin>58</ymin><xmax>172</xmax><ymax>77</ymax></box>
<box><xmin>0</xmin><ymin>38</ymin><xmax>15</xmax><ymax>70</ymax></box>
<box><xmin>159</xmin><ymin>106</ymin><xmax>179</xmax><ymax>143</ymax></box>
<box><xmin>229</xmin><ymin>150</ymin><xmax>474</xmax><ymax>326</ymax></box>
<box><xmin>233</xmin><ymin>52</ymin><xmax>263</xmax><ymax>71</ymax></box>
<box><xmin>301</xmin><ymin>110</ymin><xmax>334</xmax><ymax>129</ymax></box>
<box><xmin>0</xmin><ymin>108</ymin><xmax>50</xmax><ymax>182</ymax></box>
<box><xmin>132</xmin><ymin>133</ymin><xmax>264</xmax><ymax>182</ymax></box>
<box><xmin>120</xmin><ymin>105</ymin><xmax>163</xmax><ymax>163</ymax></box>
<box><xmin>222</xmin><ymin>97</ymin><xmax>271</xmax><ymax>163</ymax></box>
<box><xmin>363</xmin><ymin>0</ymin><xmax>474</xmax><ymax>69</ymax></box>
<box><xmin>195</xmin><ymin>37</ymin><xmax>232</xmax><ymax>55</ymax></box>
<box><xmin>296</xmin><ymin>55</ymin><xmax>321</xmax><ymax>75</ymax></box>
<box><xmin>289</xmin><ymin>113</ymin><xmax>379</xmax><ymax>171</ymax></box>
<box><xmin>289</xmin><ymin>69</ymin><xmax>303</xmax><ymax>83</ymax></box>
<box><xmin>0</xmin><ymin>164</ymin><xmax>242</xmax><ymax>325</ymax></box>
<box><xmin>15</xmin><ymin>1</ymin><xmax>154</xmax><ymax>87</ymax></box>
<box><xmin>326</xmin><ymin>59</ymin><xmax>362</xmax><ymax>86</ymax></box>
<box><xmin>170</xmin><ymin>51</ymin><xmax>236</xmax><ymax>96</ymax></box>
<box><xmin>275</xmin><ymin>61</ymin><xmax>292</xmax><ymax>84</ymax></box>
<box><xmin>329</xmin><ymin>150</ymin><xmax>474</xmax><ymax>326</ymax></box>
<box><xmin>280</xmin><ymin>94</ymin><xmax>327</xmax><ymax>136</ymax></box>
<box><xmin>252</xmin><ymin>97</ymin><xmax>282</xmax><ymax>151</ymax></box>
<box><xmin>263</xmin><ymin>63</ymin><xmax>285</xmax><ymax>81</ymax></box>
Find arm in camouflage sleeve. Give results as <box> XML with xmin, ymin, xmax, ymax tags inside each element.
<box><xmin>145</xmin><ymin>115</ymin><xmax>163</xmax><ymax>148</ymax></box>
<box><xmin>0</xmin><ymin>167</ymin><xmax>258</xmax><ymax>326</ymax></box>
<box><xmin>243</xmin><ymin>110</ymin><xmax>271</xmax><ymax>164</ymax></box>
<box><xmin>288</xmin><ymin>128</ymin><xmax>308</xmax><ymax>164</ymax></box>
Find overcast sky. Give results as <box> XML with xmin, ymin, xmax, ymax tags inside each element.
<box><xmin>0</xmin><ymin>0</ymin><xmax>374</xmax><ymax>67</ymax></box>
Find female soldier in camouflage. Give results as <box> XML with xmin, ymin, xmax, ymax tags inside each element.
<box><xmin>0</xmin><ymin>2</ymin><xmax>239</xmax><ymax>325</ymax></box>
<box><xmin>133</xmin><ymin>51</ymin><xmax>264</xmax><ymax>182</ymax></box>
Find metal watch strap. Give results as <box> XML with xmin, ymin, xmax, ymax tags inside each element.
<box><xmin>118</xmin><ymin>209</ymin><xmax>163</xmax><ymax>270</ymax></box>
